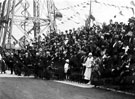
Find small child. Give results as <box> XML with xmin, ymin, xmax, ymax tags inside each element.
<box><xmin>64</xmin><ymin>59</ymin><xmax>70</xmax><ymax>80</ymax></box>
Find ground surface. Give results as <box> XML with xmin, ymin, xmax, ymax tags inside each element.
<box><xmin>0</xmin><ymin>71</ymin><xmax>135</xmax><ymax>99</ymax></box>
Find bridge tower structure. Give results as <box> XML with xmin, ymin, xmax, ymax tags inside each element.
<box><xmin>0</xmin><ymin>0</ymin><xmax>57</xmax><ymax>49</ymax></box>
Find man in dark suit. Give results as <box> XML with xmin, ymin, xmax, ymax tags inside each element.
<box><xmin>8</xmin><ymin>53</ymin><xmax>15</xmax><ymax>74</ymax></box>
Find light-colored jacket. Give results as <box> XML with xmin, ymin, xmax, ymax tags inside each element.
<box><xmin>83</xmin><ymin>57</ymin><xmax>94</xmax><ymax>68</ymax></box>
<box><xmin>64</xmin><ymin>63</ymin><xmax>69</xmax><ymax>73</ymax></box>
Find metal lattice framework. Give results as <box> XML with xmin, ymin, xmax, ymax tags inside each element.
<box><xmin>0</xmin><ymin>0</ymin><xmax>57</xmax><ymax>49</ymax></box>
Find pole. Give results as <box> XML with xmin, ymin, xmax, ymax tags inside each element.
<box><xmin>33</xmin><ymin>0</ymin><xmax>36</xmax><ymax>41</ymax></box>
<box><xmin>47</xmin><ymin>0</ymin><xmax>51</xmax><ymax>33</ymax></box>
<box><xmin>89</xmin><ymin>0</ymin><xmax>92</xmax><ymax>28</ymax></box>
<box><xmin>53</xmin><ymin>4</ymin><xmax>56</xmax><ymax>32</ymax></box>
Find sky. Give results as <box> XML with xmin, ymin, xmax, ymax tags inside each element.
<box><xmin>1</xmin><ymin>0</ymin><xmax>135</xmax><ymax>43</ymax></box>
<box><xmin>54</xmin><ymin>0</ymin><xmax>134</xmax><ymax>31</ymax></box>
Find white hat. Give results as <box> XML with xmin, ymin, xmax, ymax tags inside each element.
<box><xmin>126</xmin><ymin>65</ymin><xmax>129</xmax><ymax>68</ymax></box>
<box><xmin>25</xmin><ymin>53</ymin><xmax>28</xmax><ymax>55</ymax></box>
<box><xmin>88</xmin><ymin>52</ymin><xmax>92</xmax><ymax>56</ymax></box>
<box><xmin>46</xmin><ymin>51</ymin><xmax>50</xmax><ymax>54</ymax></box>
<box><xmin>66</xmin><ymin>59</ymin><xmax>69</xmax><ymax>62</ymax></box>
<box><xmin>36</xmin><ymin>52</ymin><xmax>39</xmax><ymax>56</ymax></box>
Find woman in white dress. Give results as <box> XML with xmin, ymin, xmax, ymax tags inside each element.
<box><xmin>83</xmin><ymin>52</ymin><xmax>94</xmax><ymax>84</ymax></box>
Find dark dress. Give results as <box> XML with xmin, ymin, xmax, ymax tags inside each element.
<box><xmin>1</xmin><ymin>59</ymin><xmax>6</xmax><ymax>73</ymax></box>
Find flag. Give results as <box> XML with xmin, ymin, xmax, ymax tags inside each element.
<box><xmin>76</xmin><ymin>12</ymin><xmax>80</xmax><ymax>15</ymax></box>
<box><xmin>130</xmin><ymin>1</ymin><xmax>135</xmax><ymax>7</ymax></box>
<box><xmin>86</xmin><ymin>14</ymin><xmax>96</xmax><ymax>21</ymax></box>
<box><xmin>131</xmin><ymin>8</ymin><xmax>135</xmax><ymax>15</ymax></box>
<box><xmin>119</xmin><ymin>11</ymin><xmax>124</xmax><ymax>16</ymax></box>
<box><xmin>95</xmin><ymin>0</ymin><xmax>100</xmax><ymax>3</ymax></box>
<box><xmin>83</xmin><ymin>6</ymin><xmax>86</xmax><ymax>8</ymax></box>
<box><xmin>85</xmin><ymin>14</ymin><xmax>95</xmax><ymax>27</ymax></box>
<box><xmin>114</xmin><ymin>15</ymin><xmax>116</xmax><ymax>18</ymax></box>
<box><xmin>55</xmin><ymin>11</ymin><xmax>62</xmax><ymax>18</ymax></box>
<box><xmin>61</xmin><ymin>22</ymin><xmax>64</xmax><ymax>24</ymax></box>
<box><xmin>86</xmin><ymin>3</ymin><xmax>89</xmax><ymax>5</ymax></box>
<box><xmin>70</xmin><ymin>16</ymin><xmax>73</xmax><ymax>18</ymax></box>
<box><xmin>89</xmin><ymin>14</ymin><xmax>95</xmax><ymax>21</ymax></box>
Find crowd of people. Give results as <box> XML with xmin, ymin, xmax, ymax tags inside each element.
<box><xmin>0</xmin><ymin>17</ymin><xmax>135</xmax><ymax>86</ymax></box>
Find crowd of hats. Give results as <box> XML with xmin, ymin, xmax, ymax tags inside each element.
<box><xmin>39</xmin><ymin>17</ymin><xmax>135</xmax><ymax>84</ymax></box>
<box><xmin>1</xmin><ymin>17</ymin><xmax>135</xmax><ymax>84</ymax></box>
<box><xmin>42</xmin><ymin>17</ymin><xmax>135</xmax><ymax>67</ymax></box>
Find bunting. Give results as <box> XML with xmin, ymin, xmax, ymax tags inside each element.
<box><xmin>57</xmin><ymin>14</ymin><xmax>81</xmax><ymax>26</ymax></box>
<box><xmin>114</xmin><ymin>15</ymin><xmax>116</xmax><ymax>18</ymax></box>
<box><xmin>57</xmin><ymin>0</ymin><xmax>133</xmax><ymax>26</ymax></box>
<box><xmin>58</xmin><ymin>0</ymin><xmax>133</xmax><ymax>12</ymax></box>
